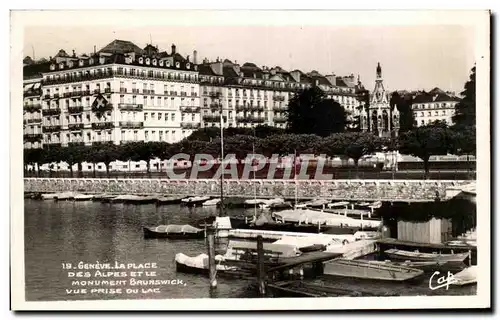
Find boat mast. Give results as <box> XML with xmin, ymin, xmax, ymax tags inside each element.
<box><xmin>253</xmin><ymin>128</ymin><xmax>257</xmax><ymax>220</ymax></box>
<box><xmin>294</xmin><ymin>149</ymin><xmax>298</xmax><ymax>209</ymax></box>
<box><xmin>218</xmin><ymin>91</ymin><xmax>225</xmax><ymax>217</ymax></box>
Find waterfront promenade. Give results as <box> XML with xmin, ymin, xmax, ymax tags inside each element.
<box><xmin>24</xmin><ymin>178</ymin><xmax>473</xmax><ymax>202</ymax></box>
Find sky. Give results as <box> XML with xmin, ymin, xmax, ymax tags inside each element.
<box><xmin>23</xmin><ymin>24</ymin><xmax>476</xmax><ymax>94</ymax></box>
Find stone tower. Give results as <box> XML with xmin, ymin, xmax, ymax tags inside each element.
<box><xmin>369</xmin><ymin>63</ymin><xmax>398</xmax><ymax>137</ymax></box>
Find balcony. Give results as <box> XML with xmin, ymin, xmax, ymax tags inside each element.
<box><xmin>169</xmin><ymin>91</ymin><xmax>177</xmax><ymax>96</ymax></box>
<box><xmin>82</xmin><ymin>90</ymin><xmax>91</xmax><ymax>96</ymax></box>
<box><xmin>274</xmin><ymin>116</ymin><xmax>287</xmax><ymax>123</ymax></box>
<box><xmin>24</xmin><ymin>118</ymin><xmax>42</xmax><ymax>124</ymax></box>
<box><xmin>273</xmin><ymin>95</ymin><xmax>285</xmax><ymax>101</ymax></box>
<box><xmin>91</xmin><ymin>103</ymin><xmax>114</xmax><ymax>113</ymax></box>
<box><xmin>118</xmin><ymin>103</ymin><xmax>143</xmax><ymax>111</ymax></box>
<box><xmin>43</xmin><ymin>94</ymin><xmax>51</xmax><ymax>100</ymax></box>
<box><xmin>67</xmin><ymin>106</ymin><xmax>84</xmax><ymax>114</ymax></box>
<box><xmin>142</xmin><ymin>89</ymin><xmax>154</xmax><ymax>95</ymax></box>
<box><xmin>68</xmin><ymin>123</ymin><xmax>84</xmax><ymax>130</ymax></box>
<box><xmin>120</xmin><ymin>88</ymin><xmax>128</xmax><ymax>94</ymax></box>
<box><xmin>43</xmin><ymin>108</ymin><xmax>62</xmax><ymax>116</ymax></box>
<box><xmin>91</xmin><ymin>122</ymin><xmax>114</xmax><ymax>130</ymax></box>
<box><xmin>53</xmin><ymin>93</ymin><xmax>60</xmax><ymax>99</ymax></box>
<box><xmin>23</xmin><ymin>89</ymin><xmax>42</xmax><ymax>98</ymax></box>
<box><xmin>202</xmin><ymin>114</ymin><xmax>227</xmax><ymax>122</ymax></box>
<box><xmin>180</xmin><ymin>92</ymin><xmax>187</xmax><ymax>97</ymax></box>
<box><xmin>42</xmin><ymin>71</ymin><xmax>115</xmax><ymax>86</ymax></box>
<box><xmin>132</xmin><ymin>89</ymin><xmax>140</xmax><ymax>94</ymax></box>
<box><xmin>180</xmin><ymin>106</ymin><xmax>201</xmax><ymax>113</ymax></box>
<box><xmin>23</xmin><ymin>104</ymin><xmax>42</xmax><ymax>112</ymax></box>
<box><xmin>119</xmin><ymin>121</ymin><xmax>144</xmax><ymax>129</ymax></box>
<box><xmin>209</xmin><ymin>101</ymin><xmax>222</xmax><ymax>110</ymax></box>
<box><xmin>190</xmin><ymin>92</ymin><xmax>198</xmax><ymax>97</ymax></box>
<box><xmin>104</xmin><ymin>88</ymin><xmax>112</xmax><ymax>94</ymax></box>
<box><xmin>208</xmin><ymin>91</ymin><xmax>222</xmax><ymax>99</ymax></box>
<box><xmin>180</xmin><ymin>122</ymin><xmax>201</xmax><ymax>129</ymax></box>
<box><xmin>273</xmin><ymin>105</ymin><xmax>288</xmax><ymax>111</ymax></box>
<box><xmin>68</xmin><ymin>142</ymin><xmax>85</xmax><ymax>147</ymax></box>
<box><xmin>236</xmin><ymin>115</ymin><xmax>266</xmax><ymax>124</ymax></box>
<box><xmin>43</xmin><ymin>125</ymin><xmax>62</xmax><ymax>133</ymax></box>
<box><xmin>23</xmin><ymin>133</ymin><xmax>43</xmax><ymax>142</ymax></box>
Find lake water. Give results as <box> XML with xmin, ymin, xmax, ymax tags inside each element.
<box><xmin>24</xmin><ymin>199</ymin><xmax>476</xmax><ymax>301</ymax></box>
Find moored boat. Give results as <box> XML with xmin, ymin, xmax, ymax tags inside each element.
<box><xmin>156</xmin><ymin>196</ymin><xmax>184</xmax><ymax>205</ymax></box>
<box><xmin>175</xmin><ymin>253</ymin><xmax>237</xmax><ymax>276</ymax></box>
<box><xmin>54</xmin><ymin>192</ymin><xmax>76</xmax><ymax>201</ymax></box>
<box><xmin>323</xmin><ymin>258</ymin><xmax>424</xmax><ymax>281</ymax></box>
<box><xmin>73</xmin><ymin>194</ymin><xmax>94</xmax><ymax>201</ymax></box>
<box><xmin>181</xmin><ymin>196</ymin><xmax>211</xmax><ymax>207</ymax></box>
<box><xmin>202</xmin><ymin>198</ymin><xmax>221</xmax><ymax>207</ymax></box>
<box><xmin>384</xmin><ymin>248</ymin><xmax>470</xmax><ymax>263</ymax></box>
<box><xmin>451</xmin><ymin>266</ymin><xmax>477</xmax><ymax>286</ymax></box>
<box><xmin>41</xmin><ymin>193</ymin><xmax>57</xmax><ymax>200</ymax></box>
<box><xmin>143</xmin><ymin>224</ymin><xmax>205</xmax><ymax>239</ymax></box>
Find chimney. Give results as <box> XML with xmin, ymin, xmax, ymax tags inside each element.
<box><xmin>94</xmin><ymin>45</ymin><xmax>96</xmax><ymax>55</ymax></box>
<box><xmin>186</xmin><ymin>55</ymin><xmax>190</xmax><ymax>62</ymax></box>
<box><xmin>72</xmin><ymin>50</ymin><xmax>76</xmax><ymax>57</ymax></box>
<box><xmin>193</xmin><ymin>50</ymin><xmax>198</xmax><ymax>64</ymax></box>
<box><xmin>171</xmin><ymin>44</ymin><xmax>176</xmax><ymax>54</ymax></box>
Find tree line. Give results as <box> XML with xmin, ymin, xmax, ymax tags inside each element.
<box><xmin>24</xmin><ymin>123</ymin><xmax>475</xmax><ymax>179</ymax></box>
<box><xmin>24</xmin><ymin>66</ymin><xmax>476</xmax><ymax>179</ymax></box>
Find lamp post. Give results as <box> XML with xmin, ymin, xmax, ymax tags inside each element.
<box><xmin>211</xmin><ymin>91</ymin><xmax>225</xmax><ymax>217</ymax></box>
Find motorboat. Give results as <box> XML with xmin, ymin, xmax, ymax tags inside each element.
<box><xmin>323</xmin><ymin>258</ymin><xmax>424</xmax><ymax>282</ymax></box>
<box><xmin>181</xmin><ymin>196</ymin><xmax>211</xmax><ymax>207</ymax></box>
<box><xmin>384</xmin><ymin>249</ymin><xmax>470</xmax><ymax>263</ymax></box>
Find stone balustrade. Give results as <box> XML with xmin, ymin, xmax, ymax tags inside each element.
<box><xmin>24</xmin><ymin>178</ymin><xmax>473</xmax><ymax>202</ymax></box>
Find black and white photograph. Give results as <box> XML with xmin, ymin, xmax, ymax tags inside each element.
<box><xmin>10</xmin><ymin>9</ymin><xmax>490</xmax><ymax>311</ymax></box>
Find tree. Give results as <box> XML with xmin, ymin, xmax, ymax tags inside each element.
<box><xmin>60</xmin><ymin>145</ymin><xmax>87</xmax><ymax>178</ymax></box>
<box><xmin>335</xmin><ymin>132</ymin><xmax>384</xmax><ymax>178</ymax></box>
<box><xmin>450</xmin><ymin>125</ymin><xmax>476</xmax><ymax>178</ymax></box>
<box><xmin>287</xmin><ymin>87</ymin><xmax>348</xmax><ymax>136</ymax></box>
<box><xmin>453</xmin><ymin>66</ymin><xmax>476</xmax><ymax>128</ymax></box>
<box><xmin>86</xmin><ymin>144</ymin><xmax>122</xmax><ymax>178</ymax></box>
<box><xmin>398</xmin><ymin>122</ymin><xmax>455</xmax><ymax>179</ymax></box>
<box><xmin>43</xmin><ymin>145</ymin><xmax>64</xmax><ymax>177</ymax></box>
<box><xmin>23</xmin><ymin>148</ymin><xmax>44</xmax><ymax>176</ymax></box>
<box><xmin>390</xmin><ymin>91</ymin><xmax>415</xmax><ymax>134</ymax></box>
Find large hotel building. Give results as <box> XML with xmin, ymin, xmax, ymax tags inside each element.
<box><xmin>23</xmin><ymin>40</ymin><xmax>365</xmax><ymax>149</ymax></box>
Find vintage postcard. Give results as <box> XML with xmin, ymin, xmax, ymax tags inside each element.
<box><xmin>10</xmin><ymin>10</ymin><xmax>490</xmax><ymax>311</ymax></box>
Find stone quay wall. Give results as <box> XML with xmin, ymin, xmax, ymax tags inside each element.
<box><xmin>24</xmin><ymin>178</ymin><xmax>472</xmax><ymax>202</ymax></box>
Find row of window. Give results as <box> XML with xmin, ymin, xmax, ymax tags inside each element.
<box><xmin>413</xmin><ymin>102</ymin><xmax>456</xmax><ymax>110</ymax></box>
<box><xmin>414</xmin><ymin>110</ymin><xmax>453</xmax><ymax>117</ymax></box>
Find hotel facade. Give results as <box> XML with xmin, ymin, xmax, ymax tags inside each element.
<box><xmin>411</xmin><ymin>88</ymin><xmax>460</xmax><ymax>127</ymax></box>
<box><xmin>23</xmin><ymin>40</ymin><xmax>364</xmax><ymax>149</ymax></box>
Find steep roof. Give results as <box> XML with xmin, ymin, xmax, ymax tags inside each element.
<box><xmin>413</xmin><ymin>91</ymin><xmax>460</xmax><ymax>104</ymax></box>
<box><xmin>98</xmin><ymin>39</ymin><xmax>144</xmax><ymax>55</ymax></box>
<box><xmin>55</xmin><ymin>49</ymin><xmax>70</xmax><ymax>58</ymax></box>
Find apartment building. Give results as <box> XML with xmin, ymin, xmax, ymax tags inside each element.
<box><xmin>23</xmin><ymin>39</ymin><xmax>364</xmax><ymax>148</ymax></box>
<box><xmin>412</xmin><ymin>88</ymin><xmax>460</xmax><ymax>126</ymax></box>
<box><xmin>198</xmin><ymin>59</ymin><xmax>362</xmax><ymax>129</ymax></box>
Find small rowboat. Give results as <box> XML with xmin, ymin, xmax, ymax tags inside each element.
<box><xmin>385</xmin><ymin>249</ymin><xmax>470</xmax><ymax>263</ymax></box>
<box><xmin>143</xmin><ymin>224</ymin><xmax>205</xmax><ymax>239</ymax></box>
<box><xmin>324</xmin><ymin>259</ymin><xmax>424</xmax><ymax>282</ymax></box>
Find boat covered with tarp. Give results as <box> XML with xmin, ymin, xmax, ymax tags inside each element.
<box><xmin>451</xmin><ymin>266</ymin><xmax>477</xmax><ymax>286</ymax></box>
<box><xmin>143</xmin><ymin>224</ymin><xmax>205</xmax><ymax>239</ymax></box>
<box><xmin>175</xmin><ymin>253</ymin><xmax>237</xmax><ymax>275</ymax></box>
